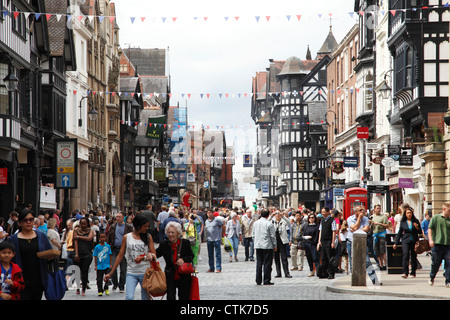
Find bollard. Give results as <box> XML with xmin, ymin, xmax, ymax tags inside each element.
<box><xmin>351</xmin><ymin>230</ymin><xmax>367</xmax><ymax>286</ymax></box>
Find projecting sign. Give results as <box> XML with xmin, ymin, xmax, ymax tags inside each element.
<box><xmin>55</xmin><ymin>139</ymin><xmax>78</xmax><ymax>189</ymax></box>
<box><xmin>357</xmin><ymin>127</ymin><xmax>369</xmax><ymax>139</ymax></box>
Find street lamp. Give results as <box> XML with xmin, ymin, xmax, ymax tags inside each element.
<box><xmin>379</xmin><ymin>69</ymin><xmax>395</xmax><ymax>100</ymax></box>
<box><xmin>78</xmin><ymin>95</ymin><xmax>89</xmax><ymax>127</ymax></box>
<box><xmin>0</xmin><ymin>53</ymin><xmax>19</xmax><ymax>92</ymax></box>
<box><xmin>325</xmin><ymin>110</ymin><xmax>338</xmax><ymax>134</ymax></box>
<box><xmin>88</xmin><ymin>106</ymin><xmax>98</xmax><ymax>121</ymax></box>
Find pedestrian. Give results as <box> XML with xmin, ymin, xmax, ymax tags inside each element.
<box><xmin>104</xmin><ymin>215</ymin><xmax>157</xmax><ymax>300</ymax></box>
<box><xmin>393</xmin><ymin>206</ymin><xmax>422</xmax><ymax>278</ymax></box>
<box><xmin>347</xmin><ymin>205</ymin><xmax>381</xmax><ymax>285</ymax></box>
<box><xmin>252</xmin><ymin>208</ymin><xmax>277</xmax><ymax>285</ymax></box>
<box><xmin>204</xmin><ymin>209</ymin><xmax>224</xmax><ymax>273</ymax></box>
<box><xmin>73</xmin><ymin>217</ymin><xmax>95</xmax><ymax>296</ymax></box>
<box><xmin>0</xmin><ymin>241</ymin><xmax>25</xmax><ymax>300</ymax></box>
<box><xmin>156</xmin><ymin>221</ymin><xmax>194</xmax><ymax>300</ymax></box>
<box><xmin>371</xmin><ymin>204</ymin><xmax>390</xmax><ymax>271</ymax></box>
<box><xmin>427</xmin><ymin>202</ymin><xmax>450</xmax><ymax>287</ymax></box>
<box><xmin>46</xmin><ymin>218</ymin><xmax>62</xmax><ymax>251</ymax></box>
<box><xmin>37</xmin><ymin>215</ymin><xmax>48</xmax><ymax>234</ymax></box>
<box><xmin>317</xmin><ymin>207</ymin><xmax>336</xmax><ymax>279</ymax></box>
<box><xmin>302</xmin><ymin>213</ymin><xmax>320</xmax><ymax>277</ymax></box>
<box><xmin>225</xmin><ymin>212</ymin><xmax>242</xmax><ymax>262</ymax></box>
<box><xmin>271</xmin><ymin>211</ymin><xmax>292</xmax><ymax>278</ymax></box>
<box><xmin>290</xmin><ymin>211</ymin><xmax>306</xmax><ymax>271</ymax></box>
<box><xmin>422</xmin><ymin>212</ymin><xmax>432</xmax><ymax>256</ymax></box>
<box><xmin>241</xmin><ymin>209</ymin><xmax>256</xmax><ymax>262</ymax></box>
<box><xmin>93</xmin><ymin>233</ymin><xmax>112</xmax><ymax>296</ymax></box>
<box><xmin>5</xmin><ymin>211</ymin><xmax>19</xmax><ymax>238</ymax></box>
<box><xmin>183</xmin><ymin>213</ymin><xmax>201</xmax><ymax>271</ymax></box>
<box><xmin>8</xmin><ymin>210</ymin><xmax>53</xmax><ymax>300</ymax></box>
<box><xmin>339</xmin><ymin>220</ymin><xmax>349</xmax><ymax>274</ymax></box>
<box><xmin>157</xmin><ymin>205</ymin><xmax>170</xmax><ymax>243</ymax></box>
<box><xmin>141</xmin><ymin>204</ymin><xmax>157</xmax><ymax>241</ymax></box>
<box><xmin>106</xmin><ymin>212</ymin><xmax>133</xmax><ymax>292</ymax></box>
<box><xmin>0</xmin><ymin>218</ymin><xmax>8</xmax><ymax>243</ymax></box>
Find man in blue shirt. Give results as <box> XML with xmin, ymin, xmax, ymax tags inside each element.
<box><xmin>205</xmin><ymin>209</ymin><xmax>224</xmax><ymax>273</ymax></box>
<box><xmin>93</xmin><ymin>233</ymin><xmax>112</xmax><ymax>296</ymax></box>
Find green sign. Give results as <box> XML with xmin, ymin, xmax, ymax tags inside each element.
<box><xmin>146</xmin><ymin>116</ymin><xmax>165</xmax><ymax>139</ymax></box>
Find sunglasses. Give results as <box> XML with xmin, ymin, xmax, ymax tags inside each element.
<box><xmin>22</xmin><ymin>218</ymin><xmax>34</xmax><ymax>223</ymax></box>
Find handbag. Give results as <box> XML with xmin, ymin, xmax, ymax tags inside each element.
<box><xmin>142</xmin><ymin>260</ymin><xmax>167</xmax><ymax>298</ymax></box>
<box><xmin>189</xmin><ymin>274</ymin><xmax>200</xmax><ymax>300</ymax></box>
<box><xmin>415</xmin><ymin>238</ymin><xmax>431</xmax><ymax>254</ymax></box>
<box><xmin>44</xmin><ymin>259</ymin><xmax>67</xmax><ymax>300</ymax></box>
<box><xmin>177</xmin><ymin>240</ymin><xmax>194</xmax><ymax>274</ymax></box>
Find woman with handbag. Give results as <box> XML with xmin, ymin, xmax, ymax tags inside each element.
<box><xmin>73</xmin><ymin>217</ymin><xmax>95</xmax><ymax>296</ymax></box>
<box><xmin>225</xmin><ymin>212</ymin><xmax>242</xmax><ymax>262</ymax></box>
<box><xmin>156</xmin><ymin>221</ymin><xmax>194</xmax><ymax>300</ymax></box>
<box><xmin>104</xmin><ymin>215</ymin><xmax>156</xmax><ymax>300</ymax></box>
<box><xmin>393</xmin><ymin>206</ymin><xmax>422</xmax><ymax>278</ymax></box>
<box><xmin>8</xmin><ymin>210</ymin><xmax>53</xmax><ymax>300</ymax></box>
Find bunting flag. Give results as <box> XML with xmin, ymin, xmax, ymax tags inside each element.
<box><xmin>1</xmin><ymin>4</ymin><xmax>448</xmax><ymax>26</ymax></box>
<box><xmin>72</xmin><ymin>87</ymin><xmax>374</xmax><ymax>99</ymax></box>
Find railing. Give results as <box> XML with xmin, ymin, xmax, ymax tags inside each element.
<box><xmin>0</xmin><ymin>114</ymin><xmax>20</xmax><ymax>150</ymax></box>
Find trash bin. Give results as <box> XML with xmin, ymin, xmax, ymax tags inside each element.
<box><xmin>385</xmin><ymin>233</ymin><xmax>403</xmax><ymax>274</ymax></box>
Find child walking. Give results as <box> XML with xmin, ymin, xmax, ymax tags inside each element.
<box><xmin>93</xmin><ymin>233</ymin><xmax>112</xmax><ymax>296</ymax></box>
<box><xmin>0</xmin><ymin>242</ymin><xmax>25</xmax><ymax>300</ymax></box>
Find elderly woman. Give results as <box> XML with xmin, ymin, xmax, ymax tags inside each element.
<box><xmin>225</xmin><ymin>212</ymin><xmax>242</xmax><ymax>262</ymax></box>
<box><xmin>156</xmin><ymin>221</ymin><xmax>194</xmax><ymax>300</ymax></box>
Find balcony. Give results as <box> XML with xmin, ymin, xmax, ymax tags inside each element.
<box><xmin>0</xmin><ymin>114</ymin><xmax>20</xmax><ymax>150</ymax></box>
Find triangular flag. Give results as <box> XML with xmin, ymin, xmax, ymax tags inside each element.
<box><xmin>234</xmin><ymin>16</ymin><xmax>239</xmax><ymax>21</ymax></box>
<box><xmin>98</xmin><ymin>16</ymin><xmax>104</xmax><ymax>23</ymax></box>
<box><xmin>162</xmin><ymin>17</ymin><xmax>166</xmax><ymax>22</ymax></box>
<box><xmin>109</xmin><ymin>16</ymin><xmax>115</xmax><ymax>23</ymax></box>
<box><xmin>286</xmin><ymin>15</ymin><xmax>291</xmax><ymax>21</ymax></box>
<box><xmin>35</xmin><ymin>13</ymin><xmax>42</xmax><ymax>20</ymax></box>
<box><xmin>130</xmin><ymin>17</ymin><xmax>136</xmax><ymax>24</ymax></box>
<box><xmin>296</xmin><ymin>15</ymin><xmax>301</xmax><ymax>21</ymax></box>
<box><xmin>266</xmin><ymin>16</ymin><xmax>271</xmax><ymax>21</ymax></box>
<box><xmin>255</xmin><ymin>16</ymin><xmax>260</xmax><ymax>22</ymax></box>
<box><xmin>172</xmin><ymin>17</ymin><xmax>177</xmax><ymax>22</ymax></box>
<box><xmin>13</xmin><ymin>12</ymin><xmax>20</xmax><ymax>19</ymax></box>
<box><xmin>390</xmin><ymin>10</ymin><xmax>397</xmax><ymax>16</ymax></box>
<box><xmin>141</xmin><ymin>17</ymin><xmax>146</xmax><ymax>22</ymax></box>
<box><xmin>224</xmin><ymin>17</ymin><xmax>229</xmax><ymax>21</ymax></box>
<box><xmin>203</xmin><ymin>17</ymin><xmax>208</xmax><ymax>21</ymax></box>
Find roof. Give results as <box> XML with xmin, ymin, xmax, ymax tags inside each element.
<box><xmin>316</xmin><ymin>26</ymin><xmax>338</xmax><ymax>58</ymax></box>
<box><xmin>277</xmin><ymin>56</ymin><xmax>318</xmax><ymax>77</ymax></box>
<box><xmin>122</xmin><ymin>48</ymin><xmax>166</xmax><ymax>76</ymax></box>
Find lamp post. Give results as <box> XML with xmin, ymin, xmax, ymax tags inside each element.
<box><xmin>78</xmin><ymin>95</ymin><xmax>89</xmax><ymax>127</ymax></box>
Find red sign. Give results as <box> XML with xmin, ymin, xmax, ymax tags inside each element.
<box><xmin>0</xmin><ymin>168</ymin><xmax>7</xmax><ymax>185</ymax></box>
<box><xmin>357</xmin><ymin>127</ymin><xmax>369</xmax><ymax>139</ymax></box>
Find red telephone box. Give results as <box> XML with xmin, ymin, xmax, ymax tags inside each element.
<box><xmin>343</xmin><ymin>187</ymin><xmax>367</xmax><ymax>220</ymax></box>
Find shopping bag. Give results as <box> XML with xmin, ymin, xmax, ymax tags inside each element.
<box><xmin>189</xmin><ymin>275</ymin><xmax>200</xmax><ymax>300</ymax></box>
<box><xmin>415</xmin><ymin>238</ymin><xmax>431</xmax><ymax>254</ymax></box>
<box><xmin>44</xmin><ymin>259</ymin><xmax>67</xmax><ymax>300</ymax></box>
<box><xmin>142</xmin><ymin>261</ymin><xmax>167</xmax><ymax>298</ymax></box>
<box><xmin>222</xmin><ymin>237</ymin><xmax>233</xmax><ymax>253</ymax></box>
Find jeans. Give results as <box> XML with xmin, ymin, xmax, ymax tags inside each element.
<box><xmin>207</xmin><ymin>240</ymin><xmax>222</xmax><ymax>271</ymax></box>
<box><xmin>111</xmin><ymin>247</ymin><xmax>127</xmax><ymax>290</ymax></box>
<box><xmin>243</xmin><ymin>237</ymin><xmax>254</xmax><ymax>260</ymax></box>
<box><xmin>75</xmin><ymin>254</ymin><xmax>93</xmax><ymax>291</ymax></box>
<box><xmin>430</xmin><ymin>244</ymin><xmax>450</xmax><ymax>284</ymax></box>
<box><xmin>228</xmin><ymin>235</ymin><xmax>239</xmax><ymax>257</ymax></box>
<box><xmin>125</xmin><ymin>273</ymin><xmax>149</xmax><ymax>300</ymax></box>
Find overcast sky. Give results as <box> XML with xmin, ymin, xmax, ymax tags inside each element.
<box><xmin>113</xmin><ymin>0</ymin><xmax>358</xmax><ymax>203</ymax></box>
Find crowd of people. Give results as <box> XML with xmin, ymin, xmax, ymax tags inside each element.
<box><xmin>0</xmin><ymin>200</ymin><xmax>449</xmax><ymax>300</ymax></box>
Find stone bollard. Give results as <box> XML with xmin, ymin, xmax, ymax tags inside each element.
<box><xmin>351</xmin><ymin>230</ymin><xmax>367</xmax><ymax>286</ymax></box>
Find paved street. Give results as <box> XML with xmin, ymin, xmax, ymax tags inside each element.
<box><xmin>62</xmin><ymin>240</ymin><xmax>417</xmax><ymax>301</ymax></box>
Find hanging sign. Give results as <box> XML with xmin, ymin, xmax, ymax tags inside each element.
<box><xmin>357</xmin><ymin>127</ymin><xmax>369</xmax><ymax>139</ymax></box>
